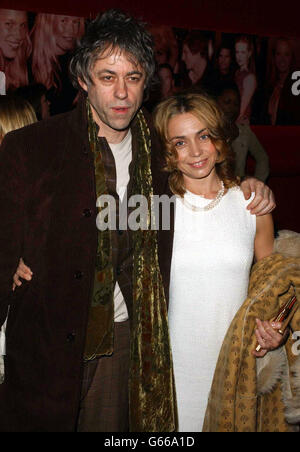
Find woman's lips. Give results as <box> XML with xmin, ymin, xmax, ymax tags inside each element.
<box><xmin>7</xmin><ymin>41</ymin><xmax>21</xmax><ymax>49</ymax></box>
<box><xmin>189</xmin><ymin>159</ymin><xmax>208</xmax><ymax>168</ymax></box>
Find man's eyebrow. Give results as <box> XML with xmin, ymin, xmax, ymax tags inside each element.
<box><xmin>95</xmin><ymin>69</ymin><xmax>144</xmax><ymax>77</ymax></box>
<box><xmin>126</xmin><ymin>70</ymin><xmax>144</xmax><ymax>77</ymax></box>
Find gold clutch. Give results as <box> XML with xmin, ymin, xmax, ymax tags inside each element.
<box><xmin>255</xmin><ymin>293</ymin><xmax>298</xmax><ymax>352</ymax></box>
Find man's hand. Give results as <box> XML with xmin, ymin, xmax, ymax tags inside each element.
<box><xmin>12</xmin><ymin>258</ymin><xmax>33</xmax><ymax>291</ymax></box>
<box><xmin>240</xmin><ymin>178</ymin><xmax>276</xmax><ymax>216</ymax></box>
<box><xmin>252</xmin><ymin>318</ymin><xmax>288</xmax><ymax>358</ymax></box>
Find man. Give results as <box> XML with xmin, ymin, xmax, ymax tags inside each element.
<box><xmin>0</xmin><ymin>9</ymin><xmax>274</xmax><ymax>432</ymax></box>
<box><xmin>181</xmin><ymin>30</ymin><xmax>214</xmax><ymax>92</ymax></box>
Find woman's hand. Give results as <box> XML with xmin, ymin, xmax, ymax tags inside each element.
<box><xmin>252</xmin><ymin>318</ymin><xmax>289</xmax><ymax>358</ymax></box>
<box><xmin>12</xmin><ymin>258</ymin><xmax>33</xmax><ymax>291</ymax></box>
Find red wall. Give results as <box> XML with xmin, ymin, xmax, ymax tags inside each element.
<box><xmin>250</xmin><ymin>126</ymin><xmax>300</xmax><ymax>232</ymax></box>
<box><xmin>2</xmin><ymin>0</ymin><xmax>300</xmax><ymax>37</ymax></box>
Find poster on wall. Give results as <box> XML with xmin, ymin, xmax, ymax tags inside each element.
<box><xmin>147</xmin><ymin>25</ymin><xmax>300</xmax><ymax>126</ymax></box>
<box><xmin>0</xmin><ymin>8</ymin><xmax>299</xmax><ymax>125</ymax></box>
<box><xmin>0</xmin><ymin>8</ymin><xmax>85</xmax><ymax>116</ymax></box>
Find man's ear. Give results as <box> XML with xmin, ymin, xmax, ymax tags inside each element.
<box><xmin>78</xmin><ymin>77</ymin><xmax>88</xmax><ymax>93</ymax></box>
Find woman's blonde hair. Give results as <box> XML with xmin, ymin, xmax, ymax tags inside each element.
<box><xmin>31</xmin><ymin>13</ymin><xmax>85</xmax><ymax>90</ymax></box>
<box><xmin>153</xmin><ymin>91</ymin><xmax>239</xmax><ymax>196</ymax></box>
<box><xmin>0</xmin><ymin>95</ymin><xmax>37</xmax><ymax>140</ymax></box>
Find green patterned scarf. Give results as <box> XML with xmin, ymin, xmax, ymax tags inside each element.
<box><xmin>84</xmin><ymin>103</ymin><xmax>115</xmax><ymax>360</ymax></box>
<box><xmin>85</xmin><ymin>101</ymin><xmax>177</xmax><ymax>432</ymax></box>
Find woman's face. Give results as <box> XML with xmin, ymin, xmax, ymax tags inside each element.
<box><xmin>53</xmin><ymin>15</ymin><xmax>82</xmax><ymax>54</ymax></box>
<box><xmin>235</xmin><ymin>41</ymin><xmax>251</xmax><ymax>68</ymax></box>
<box><xmin>218</xmin><ymin>48</ymin><xmax>231</xmax><ymax>74</ymax></box>
<box><xmin>167</xmin><ymin>112</ymin><xmax>218</xmax><ymax>186</ymax></box>
<box><xmin>0</xmin><ymin>9</ymin><xmax>28</xmax><ymax>59</ymax></box>
<box><xmin>275</xmin><ymin>40</ymin><xmax>293</xmax><ymax>75</ymax></box>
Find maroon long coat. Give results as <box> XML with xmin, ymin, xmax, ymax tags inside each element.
<box><xmin>0</xmin><ymin>97</ymin><xmax>170</xmax><ymax>432</ymax></box>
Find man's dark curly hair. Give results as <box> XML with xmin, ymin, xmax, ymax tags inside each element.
<box><xmin>69</xmin><ymin>9</ymin><xmax>156</xmax><ymax>97</ymax></box>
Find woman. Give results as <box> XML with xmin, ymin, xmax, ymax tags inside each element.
<box><xmin>31</xmin><ymin>13</ymin><xmax>85</xmax><ymax>114</ymax></box>
<box><xmin>153</xmin><ymin>92</ymin><xmax>284</xmax><ymax>432</ymax></box>
<box><xmin>0</xmin><ymin>94</ymin><xmax>37</xmax><ymax>383</ymax></box>
<box><xmin>0</xmin><ymin>94</ymin><xmax>37</xmax><ymax>281</ymax></box>
<box><xmin>15</xmin><ymin>83</ymin><xmax>50</xmax><ymax>120</ymax></box>
<box><xmin>0</xmin><ymin>94</ymin><xmax>37</xmax><ymax>142</ymax></box>
<box><xmin>0</xmin><ymin>9</ymin><xmax>31</xmax><ymax>91</ymax></box>
<box><xmin>234</xmin><ymin>35</ymin><xmax>257</xmax><ymax>124</ymax></box>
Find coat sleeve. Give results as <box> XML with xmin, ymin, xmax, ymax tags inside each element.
<box><xmin>0</xmin><ymin>132</ymin><xmax>27</xmax><ymax>326</ymax></box>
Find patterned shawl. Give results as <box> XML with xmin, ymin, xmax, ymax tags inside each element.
<box><xmin>203</xmin><ymin>253</ymin><xmax>300</xmax><ymax>432</ymax></box>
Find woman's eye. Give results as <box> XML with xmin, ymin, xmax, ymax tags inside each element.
<box><xmin>175</xmin><ymin>141</ymin><xmax>185</xmax><ymax>147</ymax></box>
<box><xmin>199</xmin><ymin>134</ymin><xmax>209</xmax><ymax>141</ymax></box>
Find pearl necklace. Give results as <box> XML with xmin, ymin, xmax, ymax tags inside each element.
<box><xmin>179</xmin><ymin>181</ymin><xmax>225</xmax><ymax>212</ymax></box>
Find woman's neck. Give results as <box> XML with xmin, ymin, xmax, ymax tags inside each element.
<box><xmin>239</xmin><ymin>63</ymin><xmax>249</xmax><ymax>72</ymax></box>
<box><xmin>184</xmin><ymin>174</ymin><xmax>222</xmax><ymax>199</ymax></box>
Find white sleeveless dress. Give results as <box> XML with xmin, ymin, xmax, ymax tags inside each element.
<box><xmin>168</xmin><ymin>187</ymin><xmax>256</xmax><ymax>432</ymax></box>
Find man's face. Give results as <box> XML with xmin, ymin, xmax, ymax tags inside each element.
<box><xmin>182</xmin><ymin>44</ymin><xmax>195</xmax><ymax>71</ymax></box>
<box><xmin>0</xmin><ymin>9</ymin><xmax>28</xmax><ymax>59</ymax></box>
<box><xmin>275</xmin><ymin>40</ymin><xmax>292</xmax><ymax>75</ymax></box>
<box><xmin>79</xmin><ymin>48</ymin><xmax>146</xmax><ymax>143</ymax></box>
<box><xmin>218</xmin><ymin>48</ymin><xmax>231</xmax><ymax>74</ymax></box>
